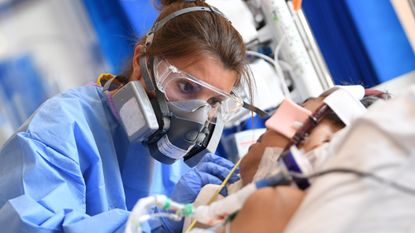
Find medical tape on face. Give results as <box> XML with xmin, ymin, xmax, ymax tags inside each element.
<box><xmin>334</xmin><ymin>85</ymin><xmax>365</xmax><ymax>101</ymax></box>
<box><xmin>323</xmin><ymin>87</ymin><xmax>366</xmax><ymax>126</ymax></box>
<box><xmin>265</xmin><ymin>98</ymin><xmax>312</xmax><ymax>139</ymax></box>
<box><xmin>252</xmin><ymin>147</ymin><xmax>284</xmax><ymax>182</ymax></box>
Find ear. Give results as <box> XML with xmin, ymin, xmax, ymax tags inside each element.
<box><xmin>131</xmin><ymin>44</ymin><xmax>145</xmax><ymax>81</ymax></box>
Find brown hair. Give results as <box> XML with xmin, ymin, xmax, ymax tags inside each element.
<box><xmin>122</xmin><ymin>0</ymin><xmax>253</xmax><ymax>97</ymax></box>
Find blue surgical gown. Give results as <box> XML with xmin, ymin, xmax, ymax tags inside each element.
<box><xmin>0</xmin><ymin>86</ymin><xmax>190</xmax><ymax>232</ymax></box>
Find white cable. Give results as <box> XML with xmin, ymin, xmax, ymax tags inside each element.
<box><xmin>193</xmin><ymin>183</ymin><xmax>257</xmax><ymax>225</ymax></box>
<box><xmin>246</xmin><ymin>50</ymin><xmax>275</xmax><ymax>65</ymax></box>
<box><xmin>246</xmin><ymin>36</ymin><xmax>291</xmax><ymax>98</ymax></box>
<box><xmin>126</xmin><ymin>195</ymin><xmax>189</xmax><ymax>233</ymax></box>
<box><xmin>138</xmin><ymin>213</ymin><xmax>181</xmax><ymax>223</ymax></box>
<box><xmin>246</xmin><ymin>50</ymin><xmax>291</xmax><ymax>97</ymax></box>
<box><xmin>125</xmin><ymin>196</ymin><xmax>158</xmax><ymax>233</ymax></box>
<box><xmin>278</xmin><ymin>59</ymin><xmax>293</xmax><ymax>72</ymax></box>
<box><xmin>273</xmin><ymin>34</ymin><xmax>291</xmax><ymax>97</ymax></box>
<box><xmin>274</xmin><ymin>34</ymin><xmax>287</xmax><ymax>62</ymax></box>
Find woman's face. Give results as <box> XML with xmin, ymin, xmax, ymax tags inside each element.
<box><xmin>131</xmin><ymin>43</ymin><xmax>238</xmax><ymax>100</ymax></box>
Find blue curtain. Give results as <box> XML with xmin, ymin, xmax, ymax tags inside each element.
<box><xmin>302</xmin><ymin>0</ymin><xmax>415</xmax><ymax>87</ymax></box>
<box><xmin>82</xmin><ymin>0</ymin><xmax>158</xmax><ymax>74</ymax></box>
<box><xmin>0</xmin><ymin>55</ymin><xmax>48</xmax><ymax>127</ymax></box>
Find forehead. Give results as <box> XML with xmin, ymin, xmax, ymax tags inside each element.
<box><xmin>167</xmin><ymin>56</ymin><xmax>238</xmax><ymax>93</ymax></box>
<box><xmin>301</xmin><ymin>97</ymin><xmax>324</xmax><ymax>113</ymax></box>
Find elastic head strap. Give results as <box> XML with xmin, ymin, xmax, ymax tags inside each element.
<box><xmin>145</xmin><ymin>6</ymin><xmax>227</xmax><ymax>47</ymax></box>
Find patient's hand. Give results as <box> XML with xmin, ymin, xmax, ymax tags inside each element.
<box><xmin>217</xmin><ymin>186</ymin><xmax>305</xmax><ymax>233</ymax></box>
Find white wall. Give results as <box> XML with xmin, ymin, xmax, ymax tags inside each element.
<box><xmin>0</xmin><ymin>0</ymin><xmax>107</xmax><ymax>91</ymax></box>
<box><xmin>0</xmin><ymin>0</ymin><xmax>108</xmax><ymax>145</ymax></box>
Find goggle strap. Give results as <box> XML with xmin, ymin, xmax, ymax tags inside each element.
<box><xmin>243</xmin><ymin>102</ymin><xmax>270</xmax><ymax>118</ymax></box>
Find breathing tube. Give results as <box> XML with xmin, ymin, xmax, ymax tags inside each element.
<box><xmin>125</xmin><ymin>171</ymin><xmax>293</xmax><ymax>233</ymax></box>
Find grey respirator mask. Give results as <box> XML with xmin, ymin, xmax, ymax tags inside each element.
<box><xmin>105</xmin><ymin>5</ymin><xmax>268</xmax><ymax>166</ymax></box>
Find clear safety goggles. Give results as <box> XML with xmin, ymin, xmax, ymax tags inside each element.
<box><xmin>153</xmin><ymin>57</ymin><xmax>245</xmax><ymax>122</ymax></box>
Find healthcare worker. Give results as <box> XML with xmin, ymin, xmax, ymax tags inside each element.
<box><xmin>0</xmin><ymin>0</ymin><xmax>260</xmax><ymax>232</ymax></box>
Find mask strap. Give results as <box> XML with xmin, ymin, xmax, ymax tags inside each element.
<box><xmin>138</xmin><ymin>48</ymin><xmax>173</xmax><ymax>143</ymax></box>
<box><xmin>139</xmin><ymin>47</ymin><xmax>156</xmax><ymax>92</ymax></box>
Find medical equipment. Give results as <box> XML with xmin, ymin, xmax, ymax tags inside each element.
<box><xmin>125</xmin><ymin>171</ymin><xmax>292</xmax><ymax>233</ymax></box>
<box><xmin>252</xmin><ymin>147</ymin><xmax>284</xmax><ymax>182</ymax></box>
<box><xmin>256</xmin><ymin>0</ymin><xmax>332</xmax><ymax>101</ymax></box>
<box><xmin>192</xmin><ymin>171</ymin><xmax>292</xmax><ymax>225</ymax></box>
<box><xmin>153</xmin><ymin>57</ymin><xmax>246</xmax><ymax>123</ymax></box>
<box><xmin>125</xmin><ymin>195</ymin><xmax>193</xmax><ymax>233</ymax></box>
<box><xmin>192</xmin><ymin>166</ymin><xmax>415</xmax><ymax>226</ymax></box>
<box><xmin>126</xmin><ymin>154</ymin><xmax>415</xmax><ymax>233</ymax></box>
<box><xmin>203</xmin><ymin>0</ymin><xmax>333</xmax><ymax>128</ymax></box>
<box><xmin>102</xmin><ymin>4</ymin><xmax>268</xmax><ymax>166</ymax></box>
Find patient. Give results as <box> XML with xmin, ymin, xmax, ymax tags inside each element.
<box><xmin>185</xmin><ymin>86</ymin><xmax>389</xmax><ymax>232</ymax></box>
<box><xmin>215</xmin><ymin>87</ymin><xmax>405</xmax><ymax>233</ymax></box>
<box><xmin>240</xmin><ymin>87</ymin><xmax>389</xmax><ymax>186</ymax></box>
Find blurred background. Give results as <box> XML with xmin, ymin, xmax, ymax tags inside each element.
<box><xmin>0</xmin><ymin>0</ymin><xmax>414</xmax><ymax>158</ymax></box>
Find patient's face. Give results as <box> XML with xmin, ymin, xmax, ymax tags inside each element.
<box><xmin>300</xmin><ymin>98</ymin><xmax>343</xmax><ymax>152</ymax></box>
<box><xmin>240</xmin><ymin>97</ymin><xmax>342</xmax><ymax>185</ymax></box>
<box><xmin>299</xmin><ymin>118</ymin><xmax>342</xmax><ymax>152</ymax></box>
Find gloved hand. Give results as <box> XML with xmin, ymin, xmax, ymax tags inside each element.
<box><xmin>171</xmin><ymin>153</ymin><xmax>240</xmax><ymax>203</ymax></box>
<box><xmin>160</xmin><ymin>153</ymin><xmax>240</xmax><ymax>232</ymax></box>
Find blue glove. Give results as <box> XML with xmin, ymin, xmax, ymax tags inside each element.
<box><xmin>160</xmin><ymin>153</ymin><xmax>240</xmax><ymax>232</ymax></box>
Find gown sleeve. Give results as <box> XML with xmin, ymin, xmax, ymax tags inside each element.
<box><xmin>0</xmin><ymin>86</ymin><xmax>176</xmax><ymax>233</ymax></box>
<box><xmin>0</xmin><ymin>132</ymin><xmax>137</xmax><ymax>233</ymax></box>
